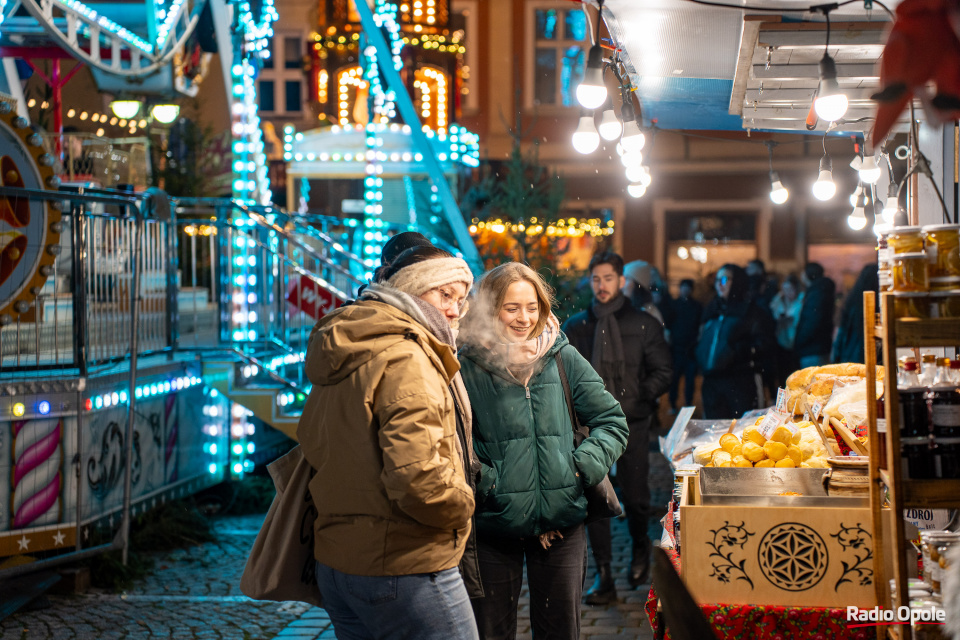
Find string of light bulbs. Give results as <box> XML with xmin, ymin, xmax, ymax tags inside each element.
<box><xmin>570</xmin><ymin>0</ymin><xmax>654</xmax><ymax>198</ymax></box>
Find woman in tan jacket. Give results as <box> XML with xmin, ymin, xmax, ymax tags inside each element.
<box><xmin>297</xmin><ymin>245</ymin><xmax>479</xmax><ymax>639</ymax></box>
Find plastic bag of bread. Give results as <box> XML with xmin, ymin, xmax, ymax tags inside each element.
<box><xmin>785</xmin><ymin>363</ymin><xmax>885</xmax><ymax>416</ymax></box>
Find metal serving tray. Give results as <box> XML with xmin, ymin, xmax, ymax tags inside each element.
<box><xmin>698</xmin><ymin>467</ymin><xmax>869</xmax><ymax>508</ymax></box>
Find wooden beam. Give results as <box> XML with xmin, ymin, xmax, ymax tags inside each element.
<box><xmin>729</xmin><ymin>16</ymin><xmax>766</xmax><ymax>116</ymax></box>
<box><xmin>753</xmin><ymin>63</ymin><xmax>877</xmax><ymax>79</ymax></box>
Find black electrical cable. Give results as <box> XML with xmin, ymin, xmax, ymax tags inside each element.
<box><xmin>681</xmin><ymin>0</ymin><xmax>854</xmax><ymax>13</ymax></box>
<box><xmin>680</xmin><ymin>0</ymin><xmax>893</xmax><ymax>18</ymax></box>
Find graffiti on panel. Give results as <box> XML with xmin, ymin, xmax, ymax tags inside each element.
<box><xmin>87</xmin><ymin>420</ymin><xmax>141</xmax><ymax>500</ymax></box>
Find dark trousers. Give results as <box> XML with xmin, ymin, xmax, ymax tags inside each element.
<box><xmin>668</xmin><ymin>353</ymin><xmax>698</xmax><ymax>408</ymax></box>
<box><xmin>700</xmin><ymin>373</ymin><xmax>759</xmax><ymax>419</ymax></box>
<box><xmin>472</xmin><ymin>523</ymin><xmax>586</xmax><ymax>640</ymax></box>
<box><xmin>587</xmin><ymin>417</ymin><xmax>651</xmax><ymax>566</ymax></box>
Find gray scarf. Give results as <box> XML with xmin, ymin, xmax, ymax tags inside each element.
<box><xmin>591</xmin><ymin>293</ymin><xmax>625</xmax><ymax>393</ymax></box>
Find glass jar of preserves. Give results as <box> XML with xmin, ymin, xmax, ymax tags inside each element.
<box><xmin>920</xmin><ymin>531</ymin><xmax>955</xmax><ymax>587</ymax></box>
<box><xmin>930</xmin><ymin>385</ymin><xmax>960</xmax><ymax>438</ymax></box>
<box><xmin>900</xmin><ymin>387</ymin><xmax>930</xmax><ymax>437</ymax></box>
<box><xmin>932</xmin><ymin>535</ymin><xmax>960</xmax><ymax>593</ymax></box>
<box><xmin>911</xmin><ymin>599</ymin><xmax>947</xmax><ymax>639</ymax></box>
<box><xmin>922</xmin><ymin>223</ymin><xmax>960</xmax><ymax>279</ymax></box>
<box><xmin>893</xmin><ymin>252</ymin><xmax>930</xmax><ymax>291</ymax></box>
<box><xmin>889</xmin><ymin>226</ymin><xmax>925</xmax><ymax>254</ymax></box>
<box><xmin>902</xmin><ymin>436</ymin><xmax>935</xmax><ymax>479</ymax></box>
<box><xmin>935</xmin><ymin>437</ymin><xmax>960</xmax><ymax>478</ymax></box>
<box><xmin>895</xmin><ymin>293</ymin><xmax>931</xmax><ymax>318</ymax></box>
<box><xmin>878</xmin><ymin>230</ymin><xmax>894</xmax><ymax>292</ymax></box>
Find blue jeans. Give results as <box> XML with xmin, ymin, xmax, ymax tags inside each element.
<box><xmin>315</xmin><ymin>563</ymin><xmax>479</xmax><ymax>640</ymax></box>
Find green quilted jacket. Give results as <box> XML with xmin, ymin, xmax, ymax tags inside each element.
<box><xmin>458</xmin><ymin>333</ymin><xmax>629</xmax><ymax>538</ymax></box>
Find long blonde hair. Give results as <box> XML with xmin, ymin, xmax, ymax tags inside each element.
<box><xmin>463</xmin><ymin>263</ymin><xmax>556</xmax><ymax>343</ymax></box>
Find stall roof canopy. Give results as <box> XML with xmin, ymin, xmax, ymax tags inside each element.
<box><xmin>601</xmin><ymin>0</ymin><xmax>907</xmax><ymax>135</ymax></box>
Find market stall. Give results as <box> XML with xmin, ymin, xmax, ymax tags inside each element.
<box><xmin>649</xmin><ymin>356</ymin><xmax>959</xmax><ymax>640</ymax></box>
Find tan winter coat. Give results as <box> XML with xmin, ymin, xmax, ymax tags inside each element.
<box><xmin>297</xmin><ymin>300</ymin><xmax>474</xmax><ymax>576</ymax></box>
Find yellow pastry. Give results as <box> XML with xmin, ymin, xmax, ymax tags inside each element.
<box><xmin>786</xmin><ymin>445</ymin><xmax>803</xmax><ymax>465</ymax></box>
<box><xmin>770</xmin><ymin>426</ymin><xmax>794</xmax><ymax>445</ymax></box>
<box><xmin>763</xmin><ymin>441</ymin><xmax>788</xmax><ymax>461</ymax></box>
<box><xmin>742</xmin><ymin>441</ymin><xmax>766</xmax><ymax>463</ymax></box>
<box><xmin>755</xmin><ymin>459</ymin><xmax>776</xmax><ymax>468</ymax></box>
<box><xmin>719</xmin><ymin>433</ymin><xmax>741</xmax><ymax>454</ymax></box>
<box><xmin>743</xmin><ymin>426</ymin><xmax>766</xmax><ymax>446</ymax></box>
<box><xmin>775</xmin><ymin>458</ymin><xmax>796</xmax><ymax>468</ymax></box>
<box><xmin>711</xmin><ymin>450</ymin><xmax>732</xmax><ymax>467</ymax></box>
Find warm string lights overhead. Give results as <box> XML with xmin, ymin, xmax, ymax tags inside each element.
<box><xmin>570</xmin><ymin>1</ymin><xmax>653</xmax><ymax>200</ymax></box>
<box><xmin>469</xmin><ymin>217</ymin><xmax>615</xmax><ymax>238</ymax></box>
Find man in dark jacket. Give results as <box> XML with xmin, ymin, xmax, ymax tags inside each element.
<box><xmin>794</xmin><ymin>262</ymin><xmax>836</xmax><ymax>368</ymax></box>
<box><xmin>668</xmin><ymin>279</ymin><xmax>701</xmax><ymax>411</ymax></box>
<box><xmin>563</xmin><ymin>251</ymin><xmax>672</xmax><ymax>604</ymax></box>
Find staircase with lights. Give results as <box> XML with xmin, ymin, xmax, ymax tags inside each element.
<box><xmin>175</xmin><ymin>200</ymin><xmax>371</xmax><ymax>442</ymax></box>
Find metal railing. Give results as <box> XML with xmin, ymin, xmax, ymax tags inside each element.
<box><xmin>0</xmin><ymin>186</ymin><xmax>169</xmax><ymax>376</ymax></box>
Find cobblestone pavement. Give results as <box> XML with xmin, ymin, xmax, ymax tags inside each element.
<box><xmin>2</xmin><ymin>450</ymin><xmax>669</xmax><ymax>639</ymax></box>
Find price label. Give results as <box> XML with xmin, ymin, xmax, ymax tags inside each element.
<box><xmin>775</xmin><ymin>388</ymin><xmax>788</xmax><ymax>415</ymax></box>
<box><xmin>758</xmin><ymin>411</ymin><xmax>785</xmax><ymax>440</ymax></box>
<box><xmin>811</xmin><ymin>401</ymin><xmax>823</xmax><ymax>420</ymax></box>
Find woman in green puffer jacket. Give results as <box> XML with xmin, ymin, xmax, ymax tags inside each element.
<box><xmin>458</xmin><ymin>262</ymin><xmax>628</xmax><ymax>640</ymax></box>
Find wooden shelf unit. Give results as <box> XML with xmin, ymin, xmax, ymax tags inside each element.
<box><xmin>865</xmin><ymin>291</ymin><xmax>960</xmax><ymax>640</ymax></box>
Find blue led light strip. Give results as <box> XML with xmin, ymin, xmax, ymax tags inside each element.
<box><xmin>88</xmin><ymin>376</ymin><xmax>202</xmax><ymax>411</ymax></box>
<box><xmin>55</xmin><ymin>0</ymin><xmax>154</xmax><ymax>54</ymax></box>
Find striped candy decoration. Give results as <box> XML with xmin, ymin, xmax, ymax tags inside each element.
<box><xmin>12</xmin><ymin>418</ymin><xmax>62</xmax><ymax>528</ymax></box>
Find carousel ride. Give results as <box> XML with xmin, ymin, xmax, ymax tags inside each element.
<box><xmin>0</xmin><ymin>0</ymin><xmax>482</xmax><ymax>578</ymax></box>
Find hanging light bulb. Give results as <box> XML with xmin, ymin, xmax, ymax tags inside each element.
<box><xmin>598</xmin><ymin>102</ymin><xmax>622</xmax><ymax>141</ymax></box>
<box><xmin>621</xmin><ymin>120</ymin><xmax>645</xmax><ymax>153</ymax></box>
<box><xmin>881</xmin><ymin>181</ymin><xmax>899</xmax><ymax>223</ymax></box>
<box><xmin>849</xmin><ymin>184</ymin><xmax>863</xmax><ymax>208</ymax></box>
<box><xmin>620</xmin><ymin>150</ymin><xmax>643</xmax><ymax>168</ymax></box>
<box><xmin>769</xmin><ymin>172</ymin><xmax>789</xmax><ymax>205</ymax></box>
<box><xmin>847</xmin><ymin>205</ymin><xmax>867</xmax><ymax>230</ymax></box>
<box><xmin>814</xmin><ymin>53</ymin><xmax>848</xmax><ymax>122</ymax></box>
<box><xmin>639</xmin><ymin>166</ymin><xmax>652</xmax><ymax>187</ymax></box>
<box><xmin>859</xmin><ymin>154</ymin><xmax>881</xmax><ymax>184</ymax></box>
<box><xmin>627</xmin><ymin>183</ymin><xmax>646</xmax><ymax>198</ymax></box>
<box><xmin>576</xmin><ymin>44</ymin><xmax>607</xmax><ymax>109</ymax></box>
<box><xmin>812</xmin><ymin>154</ymin><xmax>836</xmax><ymax>201</ymax></box>
<box><xmin>625</xmin><ymin>164</ymin><xmax>645</xmax><ymax>183</ymax></box>
<box><xmin>571</xmin><ymin>113</ymin><xmax>600</xmax><ymax>154</ymax></box>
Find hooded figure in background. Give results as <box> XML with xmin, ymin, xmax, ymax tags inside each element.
<box><xmin>794</xmin><ymin>262</ymin><xmax>837</xmax><ymax>368</ymax></box>
<box><xmin>832</xmin><ymin>264</ymin><xmax>879</xmax><ymax>364</ymax></box>
<box><xmin>695</xmin><ymin>263</ymin><xmax>776</xmax><ymax>419</ymax></box>
<box><xmin>622</xmin><ymin>260</ymin><xmax>665</xmax><ymax>326</ymax></box>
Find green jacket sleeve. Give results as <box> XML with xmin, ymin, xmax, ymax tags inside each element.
<box><xmin>560</xmin><ymin>346</ymin><xmax>629</xmax><ymax>487</ymax></box>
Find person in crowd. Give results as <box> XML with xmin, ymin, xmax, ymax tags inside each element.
<box><xmin>667</xmin><ymin>278</ymin><xmax>702</xmax><ymax>411</ymax></box>
<box><xmin>298</xmin><ymin>245</ymin><xmax>480</xmax><ymax>639</ymax></box>
<box><xmin>695</xmin><ymin>264</ymin><xmax>775</xmax><ymax>419</ymax></box>
<box><xmin>563</xmin><ymin>251</ymin><xmax>672</xmax><ymax>605</ymax></box>
<box><xmin>832</xmin><ymin>264</ymin><xmax>880</xmax><ymax>364</ymax></box>
<box><xmin>746</xmin><ymin>258</ymin><xmax>779</xmax><ymax>311</ymax></box>
<box><xmin>769</xmin><ymin>273</ymin><xmax>804</xmax><ymax>387</ymax></box>
<box><xmin>458</xmin><ymin>262</ymin><xmax>628</xmax><ymax>640</ymax></box>
<box><xmin>794</xmin><ymin>262</ymin><xmax>836</xmax><ymax>368</ymax></box>
<box><xmin>622</xmin><ymin>260</ymin><xmax>664</xmax><ymax>325</ymax></box>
